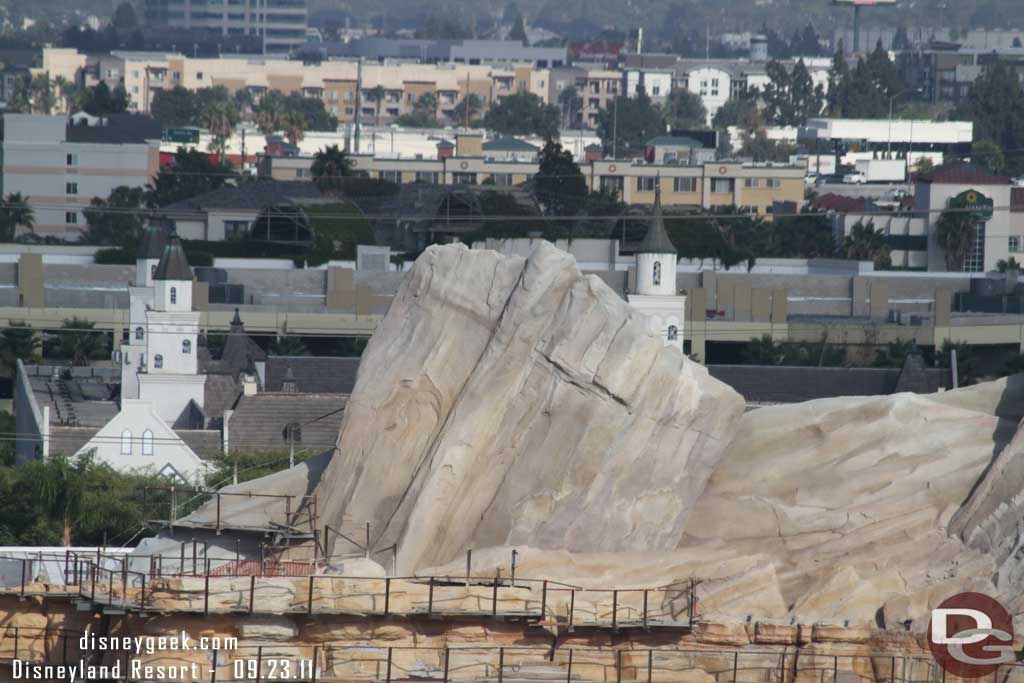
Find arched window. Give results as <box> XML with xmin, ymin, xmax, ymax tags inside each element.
<box><xmin>170</xmin><ymin>287</ymin><xmax>177</xmax><ymax>305</ymax></box>
<box><xmin>182</xmin><ymin>339</ymin><xmax>192</xmax><ymax>354</ymax></box>
<box><xmin>120</xmin><ymin>429</ymin><xmax>132</xmax><ymax>455</ymax></box>
<box><xmin>667</xmin><ymin>325</ymin><xmax>678</xmax><ymax>341</ymax></box>
<box><xmin>151</xmin><ymin>264</ymin><xmax>157</xmax><ymax>278</ymax></box>
<box><xmin>135</xmin><ymin>326</ymin><xmax>144</xmax><ymax>340</ymax></box>
<box><xmin>154</xmin><ymin>354</ymin><xmax>163</xmax><ymax>369</ymax></box>
<box><xmin>652</xmin><ymin>261</ymin><xmax>662</xmax><ymax>286</ymax></box>
<box><xmin>142</xmin><ymin>430</ymin><xmax>154</xmax><ymax>456</ymax></box>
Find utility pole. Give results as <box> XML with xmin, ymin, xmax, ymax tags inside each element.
<box><xmin>612</xmin><ymin>96</ymin><xmax>618</xmax><ymax>159</ymax></box>
<box><xmin>354</xmin><ymin>58</ymin><xmax>363</xmax><ymax>153</ymax></box>
<box><xmin>464</xmin><ymin>71</ymin><xmax>471</xmax><ymax>129</ymax></box>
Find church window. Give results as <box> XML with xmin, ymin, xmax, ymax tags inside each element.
<box><xmin>170</xmin><ymin>287</ymin><xmax>177</xmax><ymax>304</ymax></box>
<box><xmin>151</xmin><ymin>264</ymin><xmax>157</xmax><ymax>278</ymax></box>
<box><xmin>668</xmin><ymin>325</ymin><xmax>678</xmax><ymax>341</ymax></box>
<box><xmin>135</xmin><ymin>326</ymin><xmax>144</xmax><ymax>340</ymax></box>
<box><xmin>142</xmin><ymin>430</ymin><xmax>154</xmax><ymax>455</ymax></box>
<box><xmin>120</xmin><ymin>429</ymin><xmax>132</xmax><ymax>455</ymax></box>
<box><xmin>182</xmin><ymin>339</ymin><xmax>192</xmax><ymax>354</ymax></box>
<box><xmin>653</xmin><ymin>261</ymin><xmax>662</xmax><ymax>286</ymax></box>
<box><xmin>154</xmin><ymin>354</ymin><xmax>163</xmax><ymax>369</ymax></box>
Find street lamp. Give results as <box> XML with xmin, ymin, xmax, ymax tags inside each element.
<box><xmin>887</xmin><ymin>90</ymin><xmax>906</xmax><ymax>158</ymax></box>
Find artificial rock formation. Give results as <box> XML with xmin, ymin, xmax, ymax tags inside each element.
<box><xmin>315</xmin><ymin>242</ymin><xmax>745</xmax><ymax>573</ymax></box>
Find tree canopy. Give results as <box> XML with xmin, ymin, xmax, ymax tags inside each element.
<box><xmin>146</xmin><ymin>147</ymin><xmax>236</xmax><ymax>207</ymax></box>
<box><xmin>482</xmin><ymin>92</ymin><xmax>560</xmax><ymax>138</ymax></box>
<box><xmin>83</xmin><ymin>186</ymin><xmax>147</xmax><ymax>248</ymax></box>
<box><xmin>663</xmin><ymin>89</ymin><xmax>708</xmax><ymax>129</ymax></box>
<box><xmin>596</xmin><ymin>88</ymin><xmax>666</xmax><ymax>157</ymax></box>
<box><xmin>954</xmin><ymin>62</ymin><xmax>1024</xmax><ymax>176</ymax></box>
<box><xmin>761</xmin><ymin>59</ymin><xmax>824</xmax><ymax>126</ymax></box>
<box><xmin>533</xmin><ymin>139</ymin><xmax>588</xmax><ymax>217</ymax></box>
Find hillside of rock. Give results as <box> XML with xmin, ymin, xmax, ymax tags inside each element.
<box><xmin>315</xmin><ymin>242</ymin><xmax>745</xmax><ymax>573</ymax></box>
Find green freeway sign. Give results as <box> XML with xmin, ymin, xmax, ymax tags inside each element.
<box><xmin>162</xmin><ymin>127</ymin><xmax>200</xmax><ymax>144</ymax></box>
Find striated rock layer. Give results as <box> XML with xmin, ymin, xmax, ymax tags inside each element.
<box><xmin>315</xmin><ymin>242</ymin><xmax>745</xmax><ymax>573</ymax></box>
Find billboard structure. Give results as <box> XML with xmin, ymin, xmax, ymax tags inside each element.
<box><xmin>832</xmin><ymin>0</ymin><xmax>897</xmax><ymax>53</ymax></box>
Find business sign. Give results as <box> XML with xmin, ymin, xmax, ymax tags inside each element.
<box><xmin>928</xmin><ymin>592</ymin><xmax>1014</xmax><ymax>678</ymax></box>
<box><xmin>832</xmin><ymin>0</ymin><xmax>897</xmax><ymax>5</ymax></box>
<box><xmin>949</xmin><ymin>190</ymin><xmax>995</xmax><ymax>220</ymax></box>
<box><xmin>162</xmin><ymin>127</ymin><xmax>200</xmax><ymax>144</ymax></box>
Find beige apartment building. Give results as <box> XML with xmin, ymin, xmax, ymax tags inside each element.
<box><xmin>40</xmin><ymin>48</ymin><xmax>551</xmax><ymax>127</ymax></box>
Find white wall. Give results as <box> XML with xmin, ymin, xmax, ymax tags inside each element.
<box><xmin>686</xmin><ymin>67</ymin><xmax>731</xmax><ymax>125</ymax></box>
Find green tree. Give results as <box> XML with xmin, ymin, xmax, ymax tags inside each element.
<box><xmin>597</xmin><ymin>89</ymin><xmax>666</xmax><ymax>157</ymax></box>
<box><xmin>0</xmin><ymin>321</ymin><xmax>39</xmax><ymax>375</ymax></box>
<box><xmin>200</xmin><ymin>98</ymin><xmax>239</xmax><ymax>159</ymax></box>
<box><xmin>396</xmin><ymin>92</ymin><xmax>439</xmax><ymax>127</ymax></box>
<box><xmin>28</xmin><ymin>73</ymin><xmax>55</xmax><ymax>114</ymax></box>
<box><xmin>997</xmin><ymin>257</ymin><xmax>1021</xmax><ymax>273</ymax></box>
<box><xmin>955</xmin><ymin>62</ymin><xmax>1024</xmax><ymax>175</ymax></box>
<box><xmin>508</xmin><ymin>12</ymin><xmax>529</xmax><ymax>46</ymax></box>
<box><xmin>151</xmin><ymin>86</ymin><xmax>199</xmax><ymax>127</ymax></box>
<box><xmin>311</xmin><ymin>145</ymin><xmax>355</xmax><ymax>195</ymax></box>
<box><xmin>77</xmin><ymin>80</ymin><xmax>131</xmax><ymax>116</ymax></box>
<box><xmin>83</xmin><ymin>186</ymin><xmax>147</xmax><ymax>247</ymax></box>
<box><xmin>146</xmin><ymin>147</ymin><xmax>236</xmax><ymax>207</ymax></box>
<box><xmin>762</xmin><ymin>59</ymin><xmax>824</xmax><ymax>126</ymax></box>
<box><xmin>534</xmin><ymin>138</ymin><xmax>588</xmax><ymax>217</ymax></box>
<box><xmin>451</xmin><ymin>93</ymin><xmax>484</xmax><ymax>126</ymax></box>
<box><xmin>972</xmin><ymin>139</ymin><xmax>1006</xmax><ymax>175</ymax></box>
<box><xmin>0</xmin><ymin>193</ymin><xmax>35</xmax><ymax>241</ymax></box>
<box><xmin>112</xmin><ymin>1</ymin><xmax>138</xmax><ymax>30</ymax></box>
<box><xmin>712</xmin><ymin>93</ymin><xmax>762</xmax><ymax>131</ymax></box>
<box><xmin>872</xmin><ymin>339</ymin><xmax>916</xmax><ymax>368</ymax></box>
<box><xmin>282</xmin><ymin>110</ymin><xmax>306</xmax><ymax>145</ymax></box>
<box><xmin>482</xmin><ymin>91</ymin><xmax>560</xmax><ymax>138</ymax></box>
<box><xmin>367</xmin><ymin>85</ymin><xmax>386</xmax><ymax>126</ymax></box>
<box><xmin>936</xmin><ymin>209</ymin><xmax>979</xmax><ymax>271</ymax></box>
<box><xmin>52</xmin><ymin>317</ymin><xmax>109</xmax><ymax>367</ymax></box>
<box><xmin>33</xmin><ymin>453</ymin><xmax>92</xmax><ymax>546</ymax></box>
<box><xmin>270</xmin><ymin>336</ymin><xmax>309</xmax><ymax>356</ymax></box>
<box><xmin>663</xmin><ymin>88</ymin><xmax>708</xmax><ymax>129</ymax></box>
<box><xmin>843</xmin><ymin>220</ymin><xmax>891</xmax><ymax>268</ymax></box>
<box><xmin>739</xmin><ymin>129</ymin><xmax>795</xmax><ymax>162</ymax></box>
<box><xmin>255</xmin><ymin>91</ymin><xmax>284</xmax><ymax>135</ymax></box>
<box><xmin>938</xmin><ymin>339</ymin><xmax>978</xmax><ymax>386</ymax></box>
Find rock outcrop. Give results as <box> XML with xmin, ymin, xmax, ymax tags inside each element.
<box><xmin>315</xmin><ymin>242</ymin><xmax>745</xmax><ymax>572</ymax></box>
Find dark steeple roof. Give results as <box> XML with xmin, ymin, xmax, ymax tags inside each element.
<box><xmin>153</xmin><ymin>233</ymin><xmax>194</xmax><ymax>281</ymax></box>
<box><xmin>137</xmin><ymin>224</ymin><xmax>169</xmax><ymax>260</ymax></box>
<box><xmin>636</xmin><ymin>181</ymin><xmax>677</xmax><ymax>255</ymax></box>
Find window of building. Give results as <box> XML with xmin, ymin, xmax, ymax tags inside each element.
<box><xmin>744</xmin><ymin>178</ymin><xmax>761</xmax><ymax>188</ymax></box>
<box><xmin>766</xmin><ymin>178</ymin><xmax>781</xmax><ymax>189</ymax></box>
<box><xmin>668</xmin><ymin>325</ymin><xmax>678</xmax><ymax>341</ymax></box>
<box><xmin>142</xmin><ymin>430</ymin><xmax>154</xmax><ymax>456</ymax></box>
<box><xmin>120</xmin><ymin>429</ymin><xmax>132</xmax><ymax>455</ymax></box>
<box><xmin>196</xmin><ymin>72</ymin><xmax>204</xmax><ymax>80</ymax></box>
<box><xmin>711</xmin><ymin>178</ymin><xmax>733</xmax><ymax>194</ymax></box>
<box><xmin>652</xmin><ymin>84</ymin><xmax>661</xmax><ymax>96</ymax></box>
<box><xmin>170</xmin><ymin>287</ymin><xmax>177</xmax><ymax>304</ymax></box>
<box><xmin>135</xmin><ymin>326</ymin><xmax>144</xmax><ymax>340</ymax></box>
<box><xmin>600</xmin><ymin>176</ymin><xmax>624</xmax><ymax>194</ymax></box>
<box><xmin>453</xmin><ymin>172</ymin><xmax>476</xmax><ymax>184</ymax></box>
<box><xmin>636</xmin><ymin>176</ymin><xmax>657</xmax><ymax>192</ymax></box>
<box><xmin>66</xmin><ymin>153</ymin><xmax>78</xmax><ymax>166</ymax></box>
<box><xmin>132</xmin><ymin>70</ymin><xmax>139</xmax><ymax>78</ymax></box>
<box><xmin>154</xmin><ymin>354</ymin><xmax>163</xmax><ymax>369</ymax></box>
<box><xmin>225</xmin><ymin>220</ymin><xmax>249</xmax><ymax>239</ymax></box>
<box><xmin>132</xmin><ymin>86</ymin><xmax>139</xmax><ymax>94</ymax></box>
<box><xmin>416</xmin><ymin>171</ymin><xmax>439</xmax><ymax>184</ymax></box>
<box><xmin>653</xmin><ymin>261</ymin><xmax>662</xmax><ymax>286</ymax></box>
<box><xmin>66</xmin><ymin>182</ymin><xmax>78</xmax><ymax>195</ymax></box>
<box><xmin>491</xmin><ymin>173</ymin><xmax>513</xmax><ymax>186</ymax></box>
<box><xmin>963</xmin><ymin>223</ymin><xmax>986</xmax><ymax>273</ymax></box>
<box><xmin>674</xmin><ymin>177</ymin><xmax>697</xmax><ymax>193</ymax></box>
<box><xmin>65</xmin><ymin>211</ymin><xmax>78</xmax><ymax>225</ymax></box>
<box><xmin>1010</xmin><ymin>236</ymin><xmax>1021</xmax><ymax>253</ymax></box>
<box><xmin>380</xmin><ymin>170</ymin><xmax>401</xmax><ymax>183</ymax></box>
<box><xmin>182</xmin><ymin>339</ymin><xmax>192</xmax><ymax>354</ymax></box>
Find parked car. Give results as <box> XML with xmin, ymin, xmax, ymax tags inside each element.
<box><xmin>805</xmin><ymin>173</ymin><xmax>819</xmax><ymax>186</ymax></box>
<box><xmin>843</xmin><ymin>172</ymin><xmax>867</xmax><ymax>184</ymax></box>
<box><xmin>815</xmin><ymin>174</ymin><xmax>842</xmax><ymax>186</ymax></box>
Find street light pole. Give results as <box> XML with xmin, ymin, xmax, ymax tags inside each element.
<box><xmin>612</xmin><ymin>96</ymin><xmax>618</xmax><ymax>159</ymax></box>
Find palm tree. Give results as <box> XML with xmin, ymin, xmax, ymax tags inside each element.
<box><xmin>367</xmin><ymin>85</ymin><xmax>386</xmax><ymax>125</ymax></box>
<box><xmin>997</xmin><ymin>257</ymin><xmax>1021</xmax><ymax>273</ymax></box>
<box><xmin>255</xmin><ymin>92</ymin><xmax>284</xmax><ymax>135</ymax></box>
<box><xmin>33</xmin><ymin>453</ymin><xmax>91</xmax><ymax>546</ymax></box>
<box><xmin>0</xmin><ymin>192</ymin><xmax>35</xmax><ymax>241</ymax></box>
<box><xmin>936</xmin><ymin>210</ymin><xmax>978</xmax><ymax>271</ymax></box>
<box><xmin>282</xmin><ymin>111</ymin><xmax>306</xmax><ymax>145</ymax></box>
<box><xmin>28</xmin><ymin>73</ymin><xmax>55</xmax><ymax>115</ymax></box>
<box><xmin>201</xmin><ymin>99</ymin><xmax>239</xmax><ymax>160</ymax></box>
<box><xmin>843</xmin><ymin>220</ymin><xmax>891</xmax><ymax>268</ymax></box>
<box><xmin>53</xmin><ymin>75</ymin><xmax>72</xmax><ymax>113</ymax></box>
<box><xmin>310</xmin><ymin>145</ymin><xmax>354</xmax><ymax>195</ymax></box>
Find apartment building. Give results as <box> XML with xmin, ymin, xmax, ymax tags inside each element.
<box><xmin>588</xmin><ymin>160</ymin><xmax>805</xmax><ymax>215</ymax></box>
<box><xmin>0</xmin><ymin>113</ymin><xmax>161</xmax><ymax>240</ymax></box>
<box><xmin>549</xmin><ymin>64</ymin><xmax>622</xmax><ymax>128</ymax></box>
<box><xmin>142</xmin><ymin>0</ymin><xmax>308</xmax><ymax>54</ymax></box>
<box><xmin>41</xmin><ymin>48</ymin><xmax>551</xmax><ymax>127</ymax></box>
<box><xmin>310</xmin><ymin>39</ymin><xmax>567</xmax><ymax>69</ymax></box>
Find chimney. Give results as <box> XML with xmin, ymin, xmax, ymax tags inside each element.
<box><xmin>242</xmin><ymin>373</ymin><xmax>258</xmax><ymax>396</ymax></box>
<box><xmin>281</xmin><ymin>366</ymin><xmax>299</xmax><ymax>393</ymax></box>
<box><xmin>455</xmin><ymin>133</ymin><xmax>483</xmax><ymax>157</ymax></box>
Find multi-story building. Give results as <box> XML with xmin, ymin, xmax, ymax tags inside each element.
<box><xmin>918</xmin><ymin>43</ymin><xmax>1024</xmax><ymax>104</ymax></box>
<box><xmin>142</xmin><ymin>0</ymin><xmax>308</xmax><ymax>54</ymax></box>
<box><xmin>549</xmin><ymin>64</ymin><xmax>621</xmax><ymax>129</ymax></box>
<box><xmin>307</xmin><ymin>38</ymin><xmax>567</xmax><ymax>69</ymax></box>
<box><xmin>41</xmin><ymin>48</ymin><xmax>551</xmax><ymax>127</ymax></box>
<box><xmin>0</xmin><ymin>113</ymin><xmax>161</xmax><ymax>240</ymax></box>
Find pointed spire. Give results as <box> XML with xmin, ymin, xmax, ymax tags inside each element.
<box><xmin>153</xmin><ymin>232</ymin><xmax>193</xmax><ymax>281</ymax></box>
<box><xmin>636</xmin><ymin>177</ymin><xmax>677</xmax><ymax>255</ymax></box>
<box><xmin>137</xmin><ymin>223</ymin><xmax>168</xmax><ymax>260</ymax></box>
<box><xmin>230</xmin><ymin>307</ymin><xmax>244</xmax><ymax>330</ymax></box>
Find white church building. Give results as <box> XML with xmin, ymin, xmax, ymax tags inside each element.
<box><xmin>76</xmin><ymin>228</ymin><xmax>210</xmax><ymax>482</ymax></box>
<box><xmin>627</xmin><ymin>185</ymin><xmax>686</xmax><ymax>352</ymax></box>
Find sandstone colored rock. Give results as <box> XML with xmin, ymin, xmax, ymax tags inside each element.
<box><xmin>315</xmin><ymin>243</ymin><xmax>745</xmax><ymax>572</ymax></box>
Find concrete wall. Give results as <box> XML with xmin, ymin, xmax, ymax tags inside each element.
<box><xmin>13</xmin><ymin>360</ymin><xmax>45</xmax><ymax>463</ymax></box>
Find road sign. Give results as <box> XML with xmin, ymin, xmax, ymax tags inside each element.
<box><xmin>162</xmin><ymin>127</ymin><xmax>200</xmax><ymax>144</ymax></box>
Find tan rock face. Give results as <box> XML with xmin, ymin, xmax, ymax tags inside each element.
<box><xmin>316</xmin><ymin>243</ymin><xmax>745</xmax><ymax>572</ymax></box>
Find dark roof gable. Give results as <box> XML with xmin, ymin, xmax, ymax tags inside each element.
<box><xmin>153</xmin><ymin>234</ymin><xmax>193</xmax><ymax>281</ymax></box>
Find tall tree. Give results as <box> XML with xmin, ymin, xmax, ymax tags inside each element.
<box><xmin>482</xmin><ymin>92</ymin><xmax>560</xmax><ymax>138</ymax></box>
<box><xmin>367</xmin><ymin>85</ymin><xmax>386</xmax><ymax>126</ymax></box>
<box><xmin>0</xmin><ymin>193</ymin><xmax>35</xmax><ymax>241</ymax></box>
<box><xmin>663</xmin><ymin>88</ymin><xmax>708</xmax><ymax>129</ymax></box>
<box><xmin>311</xmin><ymin>145</ymin><xmax>355</xmax><ymax>195</ymax></box>
<box><xmin>111</xmin><ymin>2</ymin><xmax>138</xmax><ymax>30</ymax></box>
<box><xmin>83</xmin><ymin>186</ymin><xmax>147</xmax><ymax>247</ymax></box>
<box><xmin>954</xmin><ymin>62</ymin><xmax>1024</xmax><ymax>175</ymax></box>
<box><xmin>534</xmin><ymin>139</ymin><xmax>588</xmax><ymax>217</ymax></box>
<box><xmin>936</xmin><ymin>209</ymin><xmax>979</xmax><ymax>271</ymax></box>
<box><xmin>28</xmin><ymin>73</ymin><xmax>55</xmax><ymax>114</ymax></box>
<box><xmin>146</xmin><ymin>148</ymin><xmax>236</xmax><ymax>207</ymax></box>
<box><xmin>972</xmin><ymin>139</ymin><xmax>1006</xmax><ymax>175</ymax></box>
<box><xmin>843</xmin><ymin>220</ymin><xmax>891</xmax><ymax>268</ymax></box>
<box><xmin>508</xmin><ymin>12</ymin><xmax>529</xmax><ymax>46</ymax></box>
<box><xmin>53</xmin><ymin>318</ymin><xmax>109</xmax><ymax>367</ymax></box>
<box><xmin>451</xmin><ymin>94</ymin><xmax>484</xmax><ymax>126</ymax></box>
<box><xmin>150</xmin><ymin>86</ymin><xmax>199</xmax><ymax>127</ymax></box>
<box><xmin>761</xmin><ymin>59</ymin><xmax>823</xmax><ymax>126</ymax></box>
<box><xmin>282</xmin><ymin>110</ymin><xmax>307</xmax><ymax>145</ymax></box>
<box><xmin>200</xmin><ymin>98</ymin><xmax>239</xmax><ymax>159</ymax></box>
<box><xmin>596</xmin><ymin>89</ymin><xmax>666</xmax><ymax>157</ymax></box>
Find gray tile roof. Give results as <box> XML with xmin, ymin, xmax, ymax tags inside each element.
<box><xmin>154</xmin><ymin>234</ymin><xmax>194</xmax><ymax>281</ymax></box>
<box><xmin>137</xmin><ymin>224</ymin><xmax>169</xmax><ymax>260</ymax></box>
<box><xmin>65</xmin><ymin>114</ymin><xmax>163</xmax><ymax>144</ymax></box>
<box><xmin>264</xmin><ymin>356</ymin><xmax>360</xmax><ymax>394</ymax></box>
<box><xmin>226</xmin><ymin>394</ymin><xmax>346</xmax><ymax>454</ymax></box>
<box><xmin>636</xmin><ymin>185</ymin><xmax>677</xmax><ymax>255</ymax></box>
<box><xmin>203</xmin><ymin>373</ymin><xmax>242</xmax><ymax>424</ymax></box>
<box><xmin>175</xmin><ymin>429</ymin><xmax>223</xmax><ymax>461</ymax></box>
<box><xmin>161</xmin><ymin>181</ymin><xmax>323</xmax><ymax>213</ymax></box>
